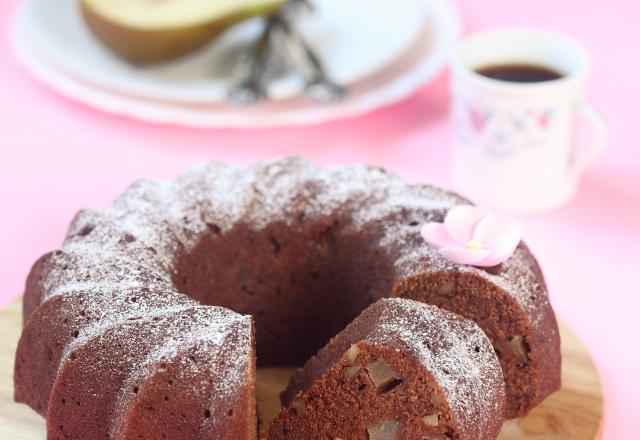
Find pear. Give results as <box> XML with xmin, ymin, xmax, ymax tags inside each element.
<box><xmin>80</xmin><ymin>0</ymin><xmax>287</xmax><ymax>64</ymax></box>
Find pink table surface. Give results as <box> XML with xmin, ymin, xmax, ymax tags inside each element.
<box><xmin>1</xmin><ymin>0</ymin><xmax>638</xmax><ymax>437</ymax></box>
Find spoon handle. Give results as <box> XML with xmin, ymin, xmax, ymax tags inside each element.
<box><xmin>275</xmin><ymin>16</ymin><xmax>346</xmax><ymax>103</ymax></box>
<box><xmin>227</xmin><ymin>17</ymin><xmax>278</xmax><ymax>105</ymax></box>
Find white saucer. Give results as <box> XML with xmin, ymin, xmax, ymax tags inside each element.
<box><xmin>10</xmin><ymin>0</ymin><xmax>461</xmax><ymax>128</ymax></box>
<box><xmin>16</xmin><ymin>0</ymin><xmax>425</xmax><ymax>104</ymax></box>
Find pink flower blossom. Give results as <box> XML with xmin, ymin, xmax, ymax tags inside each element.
<box><xmin>421</xmin><ymin>205</ymin><xmax>521</xmax><ymax>267</ymax></box>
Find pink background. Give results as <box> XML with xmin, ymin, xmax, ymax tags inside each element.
<box><xmin>1</xmin><ymin>0</ymin><xmax>638</xmax><ymax>437</ymax></box>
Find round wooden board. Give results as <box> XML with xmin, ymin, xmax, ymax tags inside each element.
<box><xmin>0</xmin><ymin>299</ymin><xmax>603</xmax><ymax>439</ymax></box>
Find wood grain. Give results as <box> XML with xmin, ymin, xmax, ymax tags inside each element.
<box><xmin>0</xmin><ymin>299</ymin><xmax>603</xmax><ymax>439</ymax></box>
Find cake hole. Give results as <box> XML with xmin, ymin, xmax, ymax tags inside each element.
<box><xmin>227</xmin><ymin>409</ymin><xmax>234</xmax><ymax>417</ymax></box>
<box><xmin>204</xmin><ymin>409</ymin><xmax>211</xmax><ymax>419</ymax></box>
<box><xmin>409</xmin><ymin>221</ymin><xmax>419</xmax><ymax>226</ymax></box>
<box><xmin>357</xmin><ymin>383</ymin><xmax>367</xmax><ymax>391</ymax></box>
<box><xmin>474</xmin><ymin>346</ymin><xmax>480</xmax><ymax>353</ymax></box>
<box><xmin>72</xmin><ymin>330</ymin><xmax>79</xmax><ymax>338</ymax></box>
<box><xmin>378</xmin><ymin>378</ymin><xmax>403</xmax><ymax>394</ymax></box>
<box><xmin>76</xmin><ymin>400</ymin><xmax>80</xmax><ymax>406</ymax></box>
<box><xmin>133</xmin><ymin>386</ymin><xmax>139</xmax><ymax>394</ymax></box>
<box><xmin>123</xmin><ymin>233</ymin><xmax>136</xmax><ymax>243</ymax></box>
<box><xmin>61</xmin><ymin>398</ymin><xmax>66</xmax><ymax>405</ymax></box>
<box><xmin>168</xmin><ymin>380</ymin><xmax>173</xmax><ymax>385</ymax></box>
<box><xmin>164</xmin><ymin>395</ymin><xmax>169</xmax><ymax>401</ymax></box>
<box><xmin>77</xmin><ymin>225</ymin><xmax>94</xmax><ymax>237</ymax></box>
<box><xmin>175</xmin><ymin>217</ymin><xmax>396</xmax><ymax>366</ymax></box>
<box><xmin>69</xmin><ymin>352</ymin><xmax>77</xmax><ymax>361</ymax></box>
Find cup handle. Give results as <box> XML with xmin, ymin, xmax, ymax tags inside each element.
<box><xmin>572</xmin><ymin>103</ymin><xmax>608</xmax><ymax>174</ymax></box>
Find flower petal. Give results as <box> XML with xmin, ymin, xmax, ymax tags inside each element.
<box><xmin>421</xmin><ymin>223</ymin><xmax>457</xmax><ymax>249</ymax></box>
<box><xmin>444</xmin><ymin>205</ymin><xmax>486</xmax><ymax>244</ymax></box>
<box><xmin>439</xmin><ymin>246</ymin><xmax>493</xmax><ymax>265</ymax></box>
<box><xmin>473</xmin><ymin>214</ymin><xmax>522</xmax><ymax>245</ymax></box>
<box><xmin>478</xmin><ymin>237</ymin><xmax>521</xmax><ymax>266</ymax></box>
<box><xmin>477</xmin><ymin>253</ymin><xmax>510</xmax><ymax>267</ymax></box>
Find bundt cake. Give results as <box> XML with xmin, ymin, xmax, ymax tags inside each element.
<box><xmin>14</xmin><ymin>157</ymin><xmax>561</xmax><ymax>439</ymax></box>
<box><xmin>270</xmin><ymin>298</ymin><xmax>505</xmax><ymax>440</ymax></box>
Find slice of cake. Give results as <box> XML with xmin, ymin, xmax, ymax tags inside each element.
<box><xmin>268</xmin><ymin>298</ymin><xmax>505</xmax><ymax>440</ymax></box>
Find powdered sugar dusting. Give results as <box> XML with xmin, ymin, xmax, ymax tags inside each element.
<box><xmin>47</xmin><ymin>304</ymin><xmax>252</xmax><ymax>438</ymax></box>
<box><xmin>109</xmin><ymin>309</ymin><xmax>252</xmax><ymax>438</ymax></box>
<box><xmin>371</xmin><ymin>298</ymin><xmax>504</xmax><ymax>437</ymax></box>
<box><xmin>45</xmin><ymin>158</ymin><xmax>464</xmax><ymax>307</ymax></box>
<box><xmin>48</xmin><ymin>157</ymin><xmax>549</xmax><ymax>318</ymax></box>
<box><xmin>26</xmin><ymin>157</ymin><xmax>555</xmax><ymax>436</ymax></box>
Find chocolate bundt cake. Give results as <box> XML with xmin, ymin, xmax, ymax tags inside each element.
<box><xmin>270</xmin><ymin>298</ymin><xmax>505</xmax><ymax>440</ymax></box>
<box><xmin>15</xmin><ymin>157</ymin><xmax>560</xmax><ymax>439</ymax></box>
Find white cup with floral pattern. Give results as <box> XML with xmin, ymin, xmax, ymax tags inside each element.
<box><xmin>450</xmin><ymin>28</ymin><xmax>607</xmax><ymax>213</ymax></box>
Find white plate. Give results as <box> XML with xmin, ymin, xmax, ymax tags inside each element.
<box><xmin>17</xmin><ymin>0</ymin><xmax>424</xmax><ymax>104</ymax></box>
<box><xmin>10</xmin><ymin>0</ymin><xmax>461</xmax><ymax>128</ymax></box>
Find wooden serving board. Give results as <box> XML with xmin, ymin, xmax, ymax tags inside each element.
<box><xmin>0</xmin><ymin>299</ymin><xmax>603</xmax><ymax>439</ymax></box>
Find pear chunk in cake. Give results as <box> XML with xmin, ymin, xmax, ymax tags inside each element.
<box><xmin>269</xmin><ymin>299</ymin><xmax>506</xmax><ymax>440</ymax></box>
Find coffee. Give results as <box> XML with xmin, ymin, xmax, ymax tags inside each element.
<box><xmin>475</xmin><ymin>64</ymin><xmax>563</xmax><ymax>83</ymax></box>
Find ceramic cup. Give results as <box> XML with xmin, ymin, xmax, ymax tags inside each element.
<box><xmin>450</xmin><ymin>28</ymin><xmax>607</xmax><ymax>213</ymax></box>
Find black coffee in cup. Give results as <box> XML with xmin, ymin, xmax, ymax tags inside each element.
<box><xmin>475</xmin><ymin>63</ymin><xmax>564</xmax><ymax>83</ymax></box>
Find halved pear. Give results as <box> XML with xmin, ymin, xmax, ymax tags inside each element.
<box><xmin>80</xmin><ymin>0</ymin><xmax>287</xmax><ymax>64</ymax></box>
